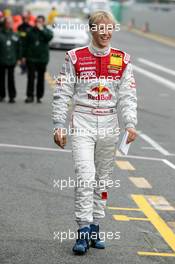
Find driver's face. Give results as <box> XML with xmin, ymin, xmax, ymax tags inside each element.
<box><xmin>91</xmin><ymin>19</ymin><xmax>114</xmax><ymax>48</ymax></box>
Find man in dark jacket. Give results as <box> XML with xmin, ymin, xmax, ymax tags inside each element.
<box><xmin>18</xmin><ymin>12</ymin><xmax>32</xmax><ymax>74</ymax></box>
<box><xmin>0</xmin><ymin>17</ymin><xmax>21</xmax><ymax>103</ymax></box>
<box><xmin>23</xmin><ymin>15</ymin><xmax>53</xmax><ymax>103</ymax></box>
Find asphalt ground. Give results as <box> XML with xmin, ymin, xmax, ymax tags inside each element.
<box><xmin>0</xmin><ymin>29</ymin><xmax>175</xmax><ymax>264</ymax></box>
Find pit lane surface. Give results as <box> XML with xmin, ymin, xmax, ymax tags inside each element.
<box><xmin>0</xmin><ymin>29</ymin><xmax>175</xmax><ymax>264</ymax></box>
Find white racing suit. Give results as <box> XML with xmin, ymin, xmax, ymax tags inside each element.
<box><xmin>52</xmin><ymin>43</ymin><xmax>137</xmax><ymax>226</ymax></box>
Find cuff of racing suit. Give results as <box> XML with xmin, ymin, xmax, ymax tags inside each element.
<box><xmin>53</xmin><ymin>122</ymin><xmax>65</xmax><ymax>130</ymax></box>
<box><xmin>125</xmin><ymin>123</ymin><xmax>136</xmax><ymax>129</ymax></box>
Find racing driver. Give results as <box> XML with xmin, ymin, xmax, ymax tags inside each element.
<box><xmin>52</xmin><ymin>11</ymin><xmax>137</xmax><ymax>254</ymax></box>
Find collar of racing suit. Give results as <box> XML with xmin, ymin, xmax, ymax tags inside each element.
<box><xmin>88</xmin><ymin>42</ymin><xmax>111</xmax><ymax>57</ymax></box>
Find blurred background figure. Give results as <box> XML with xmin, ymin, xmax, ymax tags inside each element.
<box><xmin>22</xmin><ymin>15</ymin><xmax>53</xmax><ymax>103</ymax></box>
<box><xmin>3</xmin><ymin>9</ymin><xmax>11</xmax><ymax>18</ymax></box>
<box><xmin>13</xmin><ymin>14</ymin><xmax>22</xmax><ymax>32</ymax></box>
<box><xmin>47</xmin><ymin>7</ymin><xmax>59</xmax><ymax>25</ymax></box>
<box><xmin>18</xmin><ymin>12</ymin><xmax>32</xmax><ymax>74</ymax></box>
<box><xmin>0</xmin><ymin>16</ymin><xmax>20</xmax><ymax>103</ymax></box>
<box><xmin>27</xmin><ymin>10</ymin><xmax>36</xmax><ymax>27</ymax></box>
<box><xmin>0</xmin><ymin>11</ymin><xmax>4</xmax><ymax>30</ymax></box>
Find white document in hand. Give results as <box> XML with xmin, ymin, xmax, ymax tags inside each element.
<box><xmin>119</xmin><ymin>131</ymin><xmax>131</xmax><ymax>155</ymax></box>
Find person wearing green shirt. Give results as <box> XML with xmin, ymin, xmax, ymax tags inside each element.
<box><xmin>18</xmin><ymin>12</ymin><xmax>32</xmax><ymax>74</ymax></box>
<box><xmin>0</xmin><ymin>16</ymin><xmax>21</xmax><ymax>103</ymax></box>
<box><xmin>22</xmin><ymin>15</ymin><xmax>53</xmax><ymax>103</ymax></box>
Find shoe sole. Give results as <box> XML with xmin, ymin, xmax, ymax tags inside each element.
<box><xmin>73</xmin><ymin>249</ymin><xmax>88</xmax><ymax>255</ymax></box>
<box><xmin>90</xmin><ymin>241</ymin><xmax>105</xmax><ymax>249</ymax></box>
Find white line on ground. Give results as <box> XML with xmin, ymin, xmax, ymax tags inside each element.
<box><xmin>117</xmin><ymin>154</ymin><xmax>163</xmax><ymax>162</ymax></box>
<box><xmin>162</xmin><ymin>159</ymin><xmax>175</xmax><ymax>170</ymax></box>
<box><xmin>139</xmin><ymin>133</ymin><xmax>171</xmax><ymax>156</ymax></box>
<box><xmin>1</xmin><ymin>143</ymin><xmax>175</xmax><ymax>170</ymax></box>
<box><xmin>117</xmin><ymin>154</ymin><xmax>175</xmax><ymax>170</ymax></box>
<box><xmin>0</xmin><ymin>144</ymin><xmax>72</xmax><ymax>153</ymax></box>
<box><xmin>141</xmin><ymin>147</ymin><xmax>155</xmax><ymax>150</ymax></box>
<box><xmin>138</xmin><ymin>58</ymin><xmax>175</xmax><ymax>77</ymax></box>
<box><xmin>133</xmin><ymin>65</ymin><xmax>175</xmax><ymax>91</ymax></box>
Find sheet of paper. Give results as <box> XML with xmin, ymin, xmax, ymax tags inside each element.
<box><xmin>119</xmin><ymin>131</ymin><xmax>131</xmax><ymax>155</ymax></box>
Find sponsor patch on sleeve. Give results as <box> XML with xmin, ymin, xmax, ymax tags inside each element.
<box><xmin>68</xmin><ymin>49</ymin><xmax>77</xmax><ymax>64</ymax></box>
<box><xmin>124</xmin><ymin>52</ymin><xmax>130</xmax><ymax>64</ymax></box>
<box><xmin>65</xmin><ymin>53</ymin><xmax>69</xmax><ymax>62</ymax></box>
<box><xmin>130</xmin><ymin>74</ymin><xmax>136</xmax><ymax>88</ymax></box>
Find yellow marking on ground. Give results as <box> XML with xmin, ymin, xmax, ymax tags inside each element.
<box><xmin>138</xmin><ymin>252</ymin><xmax>175</xmax><ymax>257</ymax></box>
<box><xmin>113</xmin><ymin>215</ymin><xmax>149</xmax><ymax>222</ymax></box>
<box><xmin>128</xmin><ymin>217</ymin><xmax>149</xmax><ymax>221</ymax></box>
<box><xmin>45</xmin><ymin>72</ymin><xmax>56</xmax><ymax>89</ymax></box>
<box><xmin>108</xmin><ymin>206</ymin><xmax>141</xmax><ymax>211</ymax></box>
<box><xmin>144</xmin><ymin>195</ymin><xmax>175</xmax><ymax>211</ymax></box>
<box><xmin>113</xmin><ymin>215</ymin><xmax>129</xmax><ymax>221</ymax></box>
<box><xmin>116</xmin><ymin>150</ymin><xmax>122</xmax><ymax>157</ymax></box>
<box><xmin>129</xmin><ymin>177</ymin><xmax>152</xmax><ymax>189</ymax></box>
<box><xmin>116</xmin><ymin>161</ymin><xmax>135</xmax><ymax>170</ymax></box>
<box><xmin>132</xmin><ymin>195</ymin><xmax>175</xmax><ymax>252</ymax></box>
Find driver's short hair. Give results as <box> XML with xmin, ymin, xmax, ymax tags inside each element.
<box><xmin>89</xmin><ymin>11</ymin><xmax>116</xmax><ymax>30</ymax></box>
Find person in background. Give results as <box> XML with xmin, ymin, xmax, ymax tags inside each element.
<box><xmin>18</xmin><ymin>12</ymin><xmax>32</xmax><ymax>74</ymax></box>
<box><xmin>12</xmin><ymin>15</ymin><xmax>22</xmax><ymax>32</ymax></box>
<box><xmin>0</xmin><ymin>17</ymin><xmax>21</xmax><ymax>103</ymax></box>
<box><xmin>47</xmin><ymin>7</ymin><xmax>59</xmax><ymax>25</ymax></box>
<box><xmin>0</xmin><ymin>11</ymin><xmax>4</xmax><ymax>30</ymax></box>
<box><xmin>3</xmin><ymin>9</ymin><xmax>11</xmax><ymax>18</ymax></box>
<box><xmin>27</xmin><ymin>10</ymin><xmax>36</xmax><ymax>26</ymax></box>
<box><xmin>22</xmin><ymin>15</ymin><xmax>53</xmax><ymax>103</ymax></box>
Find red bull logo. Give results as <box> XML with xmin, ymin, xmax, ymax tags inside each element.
<box><xmin>88</xmin><ymin>84</ymin><xmax>112</xmax><ymax>100</ymax></box>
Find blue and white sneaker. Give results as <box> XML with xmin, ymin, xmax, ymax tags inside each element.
<box><xmin>90</xmin><ymin>224</ymin><xmax>105</xmax><ymax>249</ymax></box>
<box><xmin>72</xmin><ymin>226</ymin><xmax>90</xmax><ymax>254</ymax></box>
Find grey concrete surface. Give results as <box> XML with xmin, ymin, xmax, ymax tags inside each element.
<box><xmin>0</xmin><ymin>29</ymin><xmax>175</xmax><ymax>263</ymax></box>
<box><xmin>122</xmin><ymin>4</ymin><xmax>175</xmax><ymax>38</ymax></box>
